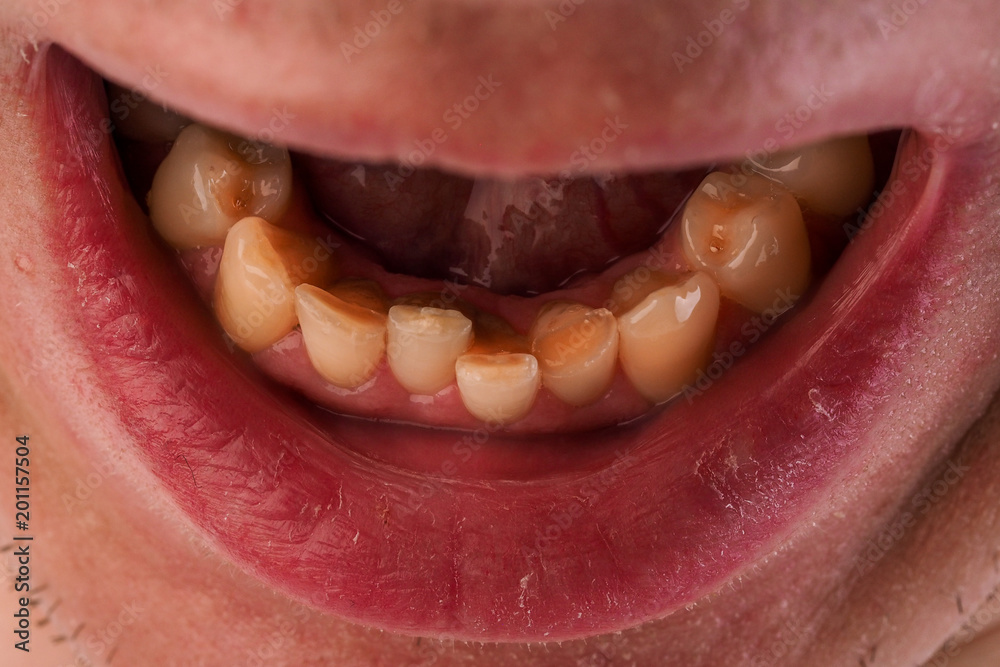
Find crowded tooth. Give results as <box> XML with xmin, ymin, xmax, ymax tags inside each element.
<box><xmin>295</xmin><ymin>285</ymin><xmax>387</xmax><ymax>388</ymax></box>
<box><xmin>107</xmin><ymin>83</ymin><xmax>189</xmax><ymax>142</ymax></box>
<box><xmin>147</xmin><ymin>124</ymin><xmax>293</xmax><ymax>249</ymax></box>
<box><xmin>747</xmin><ymin>136</ymin><xmax>875</xmax><ymax>218</ymax></box>
<box><xmin>681</xmin><ymin>171</ymin><xmax>811</xmax><ymax>313</ymax></box>
<box><xmin>455</xmin><ymin>353</ymin><xmax>541</xmax><ymax>424</ymax></box>
<box><xmin>214</xmin><ymin>217</ymin><xmax>337</xmax><ymax>353</ymax></box>
<box><xmin>529</xmin><ymin>302</ymin><xmax>619</xmax><ymax>406</ymax></box>
<box><xmin>386</xmin><ymin>306</ymin><xmax>473</xmax><ymax>395</ymax></box>
<box><xmin>617</xmin><ymin>272</ymin><xmax>720</xmax><ymax>403</ymax></box>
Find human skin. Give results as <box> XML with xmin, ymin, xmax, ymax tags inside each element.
<box><xmin>2</xmin><ymin>0</ymin><xmax>1000</xmax><ymax>665</ymax></box>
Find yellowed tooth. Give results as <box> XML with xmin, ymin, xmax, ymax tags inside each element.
<box><xmin>147</xmin><ymin>124</ymin><xmax>292</xmax><ymax>249</ymax></box>
<box><xmin>747</xmin><ymin>135</ymin><xmax>875</xmax><ymax>218</ymax></box>
<box><xmin>617</xmin><ymin>272</ymin><xmax>720</xmax><ymax>403</ymax></box>
<box><xmin>386</xmin><ymin>305</ymin><xmax>473</xmax><ymax>395</ymax></box>
<box><xmin>681</xmin><ymin>171</ymin><xmax>810</xmax><ymax>313</ymax></box>
<box><xmin>455</xmin><ymin>353</ymin><xmax>541</xmax><ymax>424</ymax></box>
<box><xmin>295</xmin><ymin>284</ymin><xmax>387</xmax><ymax>388</ymax></box>
<box><xmin>107</xmin><ymin>83</ymin><xmax>189</xmax><ymax>142</ymax></box>
<box><xmin>214</xmin><ymin>217</ymin><xmax>337</xmax><ymax>353</ymax></box>
<box><xmin>529</xmin><ymin>302</ymin><xmax>619</xmax><ymax>406</ymax></box>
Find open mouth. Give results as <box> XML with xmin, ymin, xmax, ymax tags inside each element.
<box><xmin>21</xmin><ymin>37</ymin><xmax>996</xmax><ymax>643</ymax></box>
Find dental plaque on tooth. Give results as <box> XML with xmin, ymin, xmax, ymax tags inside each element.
<box><xmin>135</xmin><ymin>109</ymin><xmax>883</xmax><ymax>428</ymax></box>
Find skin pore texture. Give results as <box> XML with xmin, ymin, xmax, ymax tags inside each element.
<box><xmin>2</xmin><ymin>0</ymin><xmax>1000</xmax><ymax>665</ymax></box>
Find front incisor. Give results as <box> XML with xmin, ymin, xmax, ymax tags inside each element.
<box><xmin>295</xmin><ymin>284</ymin><xmax>387</xmax><ymax>389</ymax></box>
<box><xmin>386</xmin><ymin>306</ymin><xmax>473</xmax><ymax>395</ymax></box>
<box><xmin>214</xmin><ymin>217</ymin><xmax>337</xmax><ymax>353</ymax></box>
<box><xmin>681</xmin><ymin>171</ymin><xmax>810</xmax><ymax>313</ymax></box>
<box><xmin>455</xmin><ymin>353</ymin><xmax>541</xmax><ymax>424</ymax></box>
<box><xmin>747</xmin><ymin>135</ymin><xmax>875</xmax><ymax>218</ymax></box>
<box><xmin>147</xmin><ymin>123</ymin><xmax>292</xmax><ymax>249</ymax></box>
<box><xmin>530</xmin><ymin>302</ymin><xmax>619</xmax><ymax>406</ymax></box>
<box><xmin>617</xmin><ymin>272</ymin><xmax>720</xmax><ymax>403</ymax></box>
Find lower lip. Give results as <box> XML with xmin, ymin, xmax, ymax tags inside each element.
<box><xmin>32</xmin><ymin>46</ymin><xmax>973</xmax><ymax>640</ymax></box>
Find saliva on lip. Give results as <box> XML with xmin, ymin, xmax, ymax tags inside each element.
<box><xmin>136</xmin><ymin>111</ymin><xmax>875</xmax><ymax>427</ymax></box>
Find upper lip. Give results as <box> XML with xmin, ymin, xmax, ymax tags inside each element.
<box><xmin>15</xmin><ymin>5</ymin><xmax>1000</xmax><ymax>641</ymax></box>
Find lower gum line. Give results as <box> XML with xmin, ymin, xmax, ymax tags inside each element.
<box><xmin>113</xmin><ymin>99</ymin><xmax>896</xmax><ymax>431</ymax></box>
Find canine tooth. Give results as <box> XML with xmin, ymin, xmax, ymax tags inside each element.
<box><xmin>455</xmin><ymin>353</ymin><xmax>541</xmax><ymax>424</ymax></box>
<box><xmin>386</xmin><ymin>306</ymin><xmax>473</xmax><ymax>395</ymax></box>
<box><xmin>530</xmin><ymin>302</ymin><xmax>619</xmax><ymax>406</ymax></box>
<box><xmin>748</xmin><ymin>136</ymin><xmax>875</xmax><ymax>218</ymax></box>
<box><xmin>295</xmin><ymin>285</ymin><xmax>387</xmax><ymax>388</ymax></box>
<box><xmin>617</xmin><ymin>272</ymin><xmax>720</xmax><ymax>403</ymax></box>
<box><xmin>214</xmin><ymin>217</ymin><xmax>337</xmax><ymax>353</ymax></box>
<box><xmin>147</xmin><ymin>124</ymin><xmax>292</xmax><ymax>249</ymax></box>
<box><xmin>681</xmin><ymin>171</ymin><xmax>810</xmax><ymax>313</ymax></box>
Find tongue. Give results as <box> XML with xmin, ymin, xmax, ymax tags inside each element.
<box><xmin>297</xmin><ymin>155</ymin><xmax>706</xmax><ymax>295</ymax></box>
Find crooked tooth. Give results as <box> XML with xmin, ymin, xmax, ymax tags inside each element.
<box><xmin>455</xmin><ymin>353</ymin><xmax>541</xmax><ymax>424</ymax></box>
<box><xmin>386</xmin><ymin>306</ymin><xmax>473</xmax><ymax>395</ymax></box>
<box><xmin>617</xmin><ymin>272</ymin><xmax>720</xmax><ymax>403</ymax></box>
<box><xmin>747</xmin><ymin>135</ymin><xmax>875</xmax><ymax>218</ymax></box>
<box><xmin>147</xmin><ymin>124</ymin><xmax>292</xmax><ymax>249</ymax></box>
<box><xmin>214</xmin><ymin>217</ymin><xmax>337</xmax><ymax>353</ymax></box>
<box><xmin>681</xmin><ymin>171</ymin><xmax>811</xmax><ymax>313</ymax></box>
<box><xmin>529</xmin><ymin>302</ymin><xmax>619</xmax><ymax>406</ymax></box>
<box><xmin>295</xmin><ymin>284</ymin><xmax>387</xmax><ymax>388</ymax></box>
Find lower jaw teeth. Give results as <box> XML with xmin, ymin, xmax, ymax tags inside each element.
<box><xmin>133</xmin><ymin>112</ymin><xmax>880</xmax><ymax>427</ymax></box>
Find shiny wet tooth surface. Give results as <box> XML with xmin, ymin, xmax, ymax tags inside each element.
<box><xmin>617</xmin><ymin>271</ymin><xmax>720</xmax><ymax>403</ymax></box>
<box><xmin>214</xmin><ymin>216</ymin><xmax>337</xmax><ymax>353</ymax></box>
<box><xmin>455</xmin><ymin>353</ymin><xmax>541</xmax><ymax>424</ymax></box>
<box><xmin>681</xmin><ymin>171</ymin><xmax>811</xmax><ymax>313</ymax></box>
<box><xmin>386</xmin><ymin>305</ymin><xmax>474</xmax><ymax>395</ymax></box>
<box><xmin>295</xmin><ymin>284</ymin><xmax>387</xmax><ymax>388</ymax></box>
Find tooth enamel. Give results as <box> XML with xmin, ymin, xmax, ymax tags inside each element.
<box><xmin>748</xmin><ymin>136</ymin><xmax>875</xmax><ymax>218</ymax></box>
<box><xmin>455</xmin><ymin>353</ymin><xmax>541</xmax><ymax>424</ymax></box>
<box><xmin>147</xmin><ymin>124</ymin><xmax>293</xmax><ymax>249</ymax></box>
<box><xmin>214</xmin><ymin>217</ymin><xmax>337</xmax><ymax>353</ymax></box>
<box><xmin>386</xmin><ymin>305</ymin><xmax>474</xmax><ymax>395</ymax></box>
<box><xmin>107</xmin><ymin>83</ymin><xmax>189</xmax><ymax>142</ymax></box>
<box><xmin>529</xmin><ymin>302</ymin><xmax>619</xmax><ymax>406</ymax></box>
<box><xmin>295</xmin><ymin>284</ymin><xmax>387</xmax><ymax>388</ymax></box>
<box><xmin>681</xmin><ymin>171</ymin><xmax>811</xmax><ymax>313</ymax></box>
<box><xmin>617</xmin><ymin>272</ymin><xmax>720</xmax><ymax>403</ymax></box>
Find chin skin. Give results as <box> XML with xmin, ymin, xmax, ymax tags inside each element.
<box><xmin>2</xmin><ymin>1</ymin><xmax>1000</xmax><ymax>665</ymax></box>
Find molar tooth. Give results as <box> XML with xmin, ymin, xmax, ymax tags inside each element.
<box><xmin>530</xmin><ymin>302</ymin><xmax>619</xmax><ymax>406</ymax></box>
<box><xmin>747</xmin><ymin>135</ymin><xmax>874</xmax><ymax>218</ymax></box>
<box><xmin>147</xmin><ymin>124</ymin><xmax>292</xmax><ymax>249</ymax></box>
<box><xmin>386</xmin><ymin>306</ymin><xmax>473</xmax><ymax>395</ymax></box>
<box><xmin>681</xmin><ymin>171</ymin><xmax>810</xmax><ymax>313</ymax></box>
<box><xmin>295</xmin><ymin>284</ymin><xmax>387</xmax><ymax>388</ymax></box>
<box><xmin>214</xmin><ymin>217</ymin><xmax>337</xmax><ymax>353</ymax></box>
<box><xmin>617</xmin><ymin>272</ymin><xmax>720</xmax><ymax>404</ymax></box>
<box><xmin>455</xmin><ymin>353</ymin><xmax>541</xmax><ymax>424</ymax></box>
